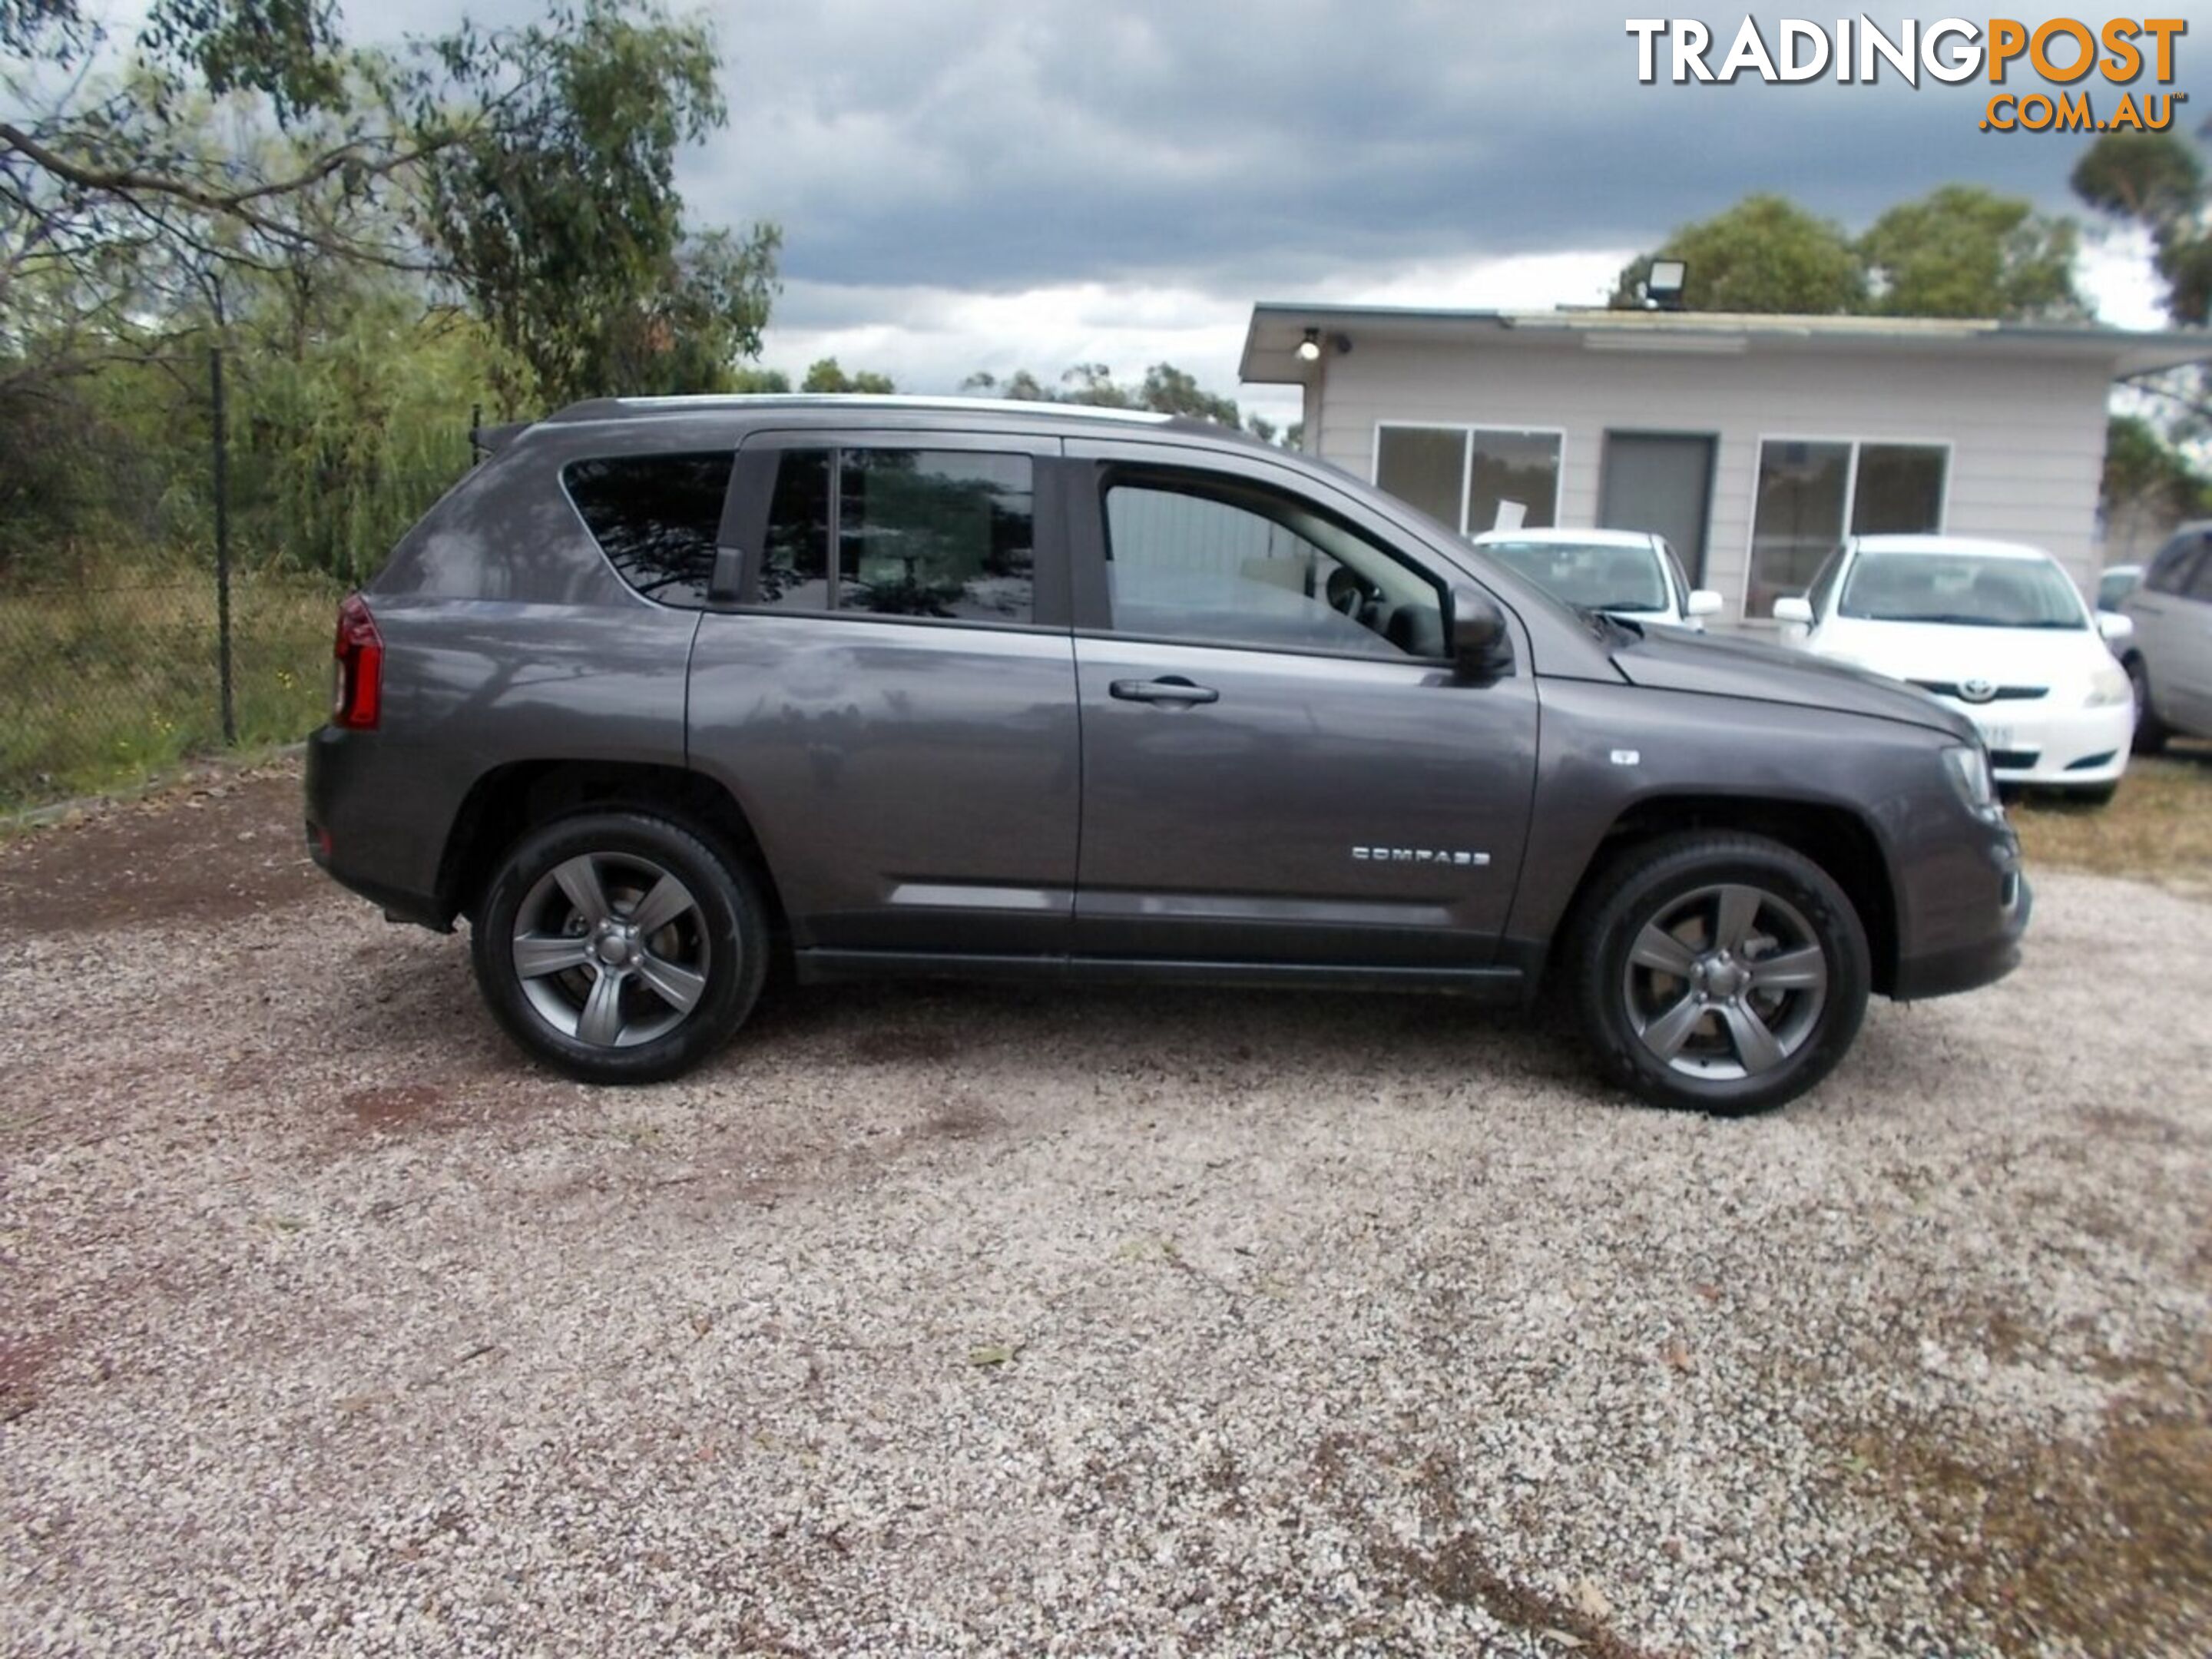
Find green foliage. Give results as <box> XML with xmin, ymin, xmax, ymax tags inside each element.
<box><xmin>960</xmin><ymin>361</ymin><xmax>1283</xmax><ymax>441</ymax></box>
<box><xmin>2103</xmin><ymin>413</ymin><xmax>2210</xmax><ymax>522</ymax></box>
<box><xmin>2071</xmin><ymin>132</ymin><xmax>2212</xmax><ymax>326</ymax></box>
<box><xmin>1615</xmin><ymin>186</ymin><xmax>2083</xmax><ymax>320</ymax></box>
<box><xmin>1614</xmin><ymin>195</ymin><xmax>1866</xmax><ymax>314</ymax></box>
<box><xmin>1861</xmin><ymin>186</ymin><xmax>2083</xmax><ymax>320</ymax></box>
<box><xmin>725</xmin><ymin>366</ymin><xmax>792</xmax><ymax>392</ymax></box>
<box><xmin>418</xmin><ymin>1</ymin><xmax>780</xmax><ymax>406</ymax></box>
<box><xmin>800</xmin><ymin>357</ymin><xmax>895</xmax><ymax>394</ymax></box>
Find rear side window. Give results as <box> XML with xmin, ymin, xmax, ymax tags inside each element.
<box><xmin>565</xmin><ymin>452</ymin><xmax>733</xmax><ymax>606</ymax></box>
<box><xmin>760</xmin><ymin>447</ymin><xmax>1035</xmax><ymax>624</ymax></box>
<box><xmin>2144</xmin><ymin>532</ymin><xmax>2204</xmax><ymax>596</ymax></box>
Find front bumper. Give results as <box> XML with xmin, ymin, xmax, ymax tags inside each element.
<box><xmin>1937</xmin><ymin>695</ymin><xmax>2133</xmax><ymax>788</ymax></box>
<box><xmin>1892</xmin><ymin>866</ymin><xmax>2031</xmax><ymax>1000</ymax></box>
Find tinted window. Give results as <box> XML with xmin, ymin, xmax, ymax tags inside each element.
<box><xmin>758</xmin><ymin>448</ymin><xmax>1034</xmax><ymax>622</ymax></box>
<box><xmin>565</xmin><ymin>452</ymin><xmax>732</xmax><ymax>606</ymax></box>
<box><xmin>2144</xmin><ymin>533</ymin><xmax>2204</xmax><ymax>596</ymax></box>
<box><xmin>1104</xmin><ymin>476</ymin><xmax>1445</xmax><ymax>658</ymax></box>
<box><xmin>760</xmin><ymin>450</ymin><xmax>831</xmax><ymax>608</ymax></box>
<box><xmin>2185</xmin><ymin>548</ymin><xmax>2212</xmax><ymax>601</ymax></box>
<box><xmin>840</xmin><ymin>450</ymin><xmax>1034</xmax><ymax>621</ymax></box>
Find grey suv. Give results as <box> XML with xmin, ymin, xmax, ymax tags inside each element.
<box><xmin>306</xmin><ymin>397</ymin><xmax>2028</xmax><ymax>1114</ymax></box>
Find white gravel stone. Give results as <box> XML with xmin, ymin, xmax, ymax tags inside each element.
<box><xmin>2</xmin><ymin>818</ymin><xmax>2209</xmax><ymax>1656</ymax></box>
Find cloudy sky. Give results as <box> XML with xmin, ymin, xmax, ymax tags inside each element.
<box><xmin>94</xmin><ymin>0</ymin><xmax>2212</xmax><ymax>419</ymax></box>
<box><xmin>671</xmin><ymin>2</ymin><xmax>2211</xmax><ymax>422</ymax></box>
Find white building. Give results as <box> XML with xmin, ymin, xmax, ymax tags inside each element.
<box><xmin>1240</xmin><ymin>304</ymin><xmax>2208</xmax><ymax>622</ymax></box>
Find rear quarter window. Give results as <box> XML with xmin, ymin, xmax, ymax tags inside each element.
<box><xmin>564</xmin><ymin>452</ymin><xmax>733</xmax><ymax>606</ymax></box>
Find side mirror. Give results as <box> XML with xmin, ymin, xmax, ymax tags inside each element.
<box><xmin>1771</xmin><ymin>595</ymin><xmax>1814</xmax><ymax>625</ymax></box>
<box><xmin>1449</xmin><ymin>587</ymin><xmax>1514</xmax><ymax>680</ymax></box>
<box><xmin>2098</xmin><ymin>610</ymin><xmax>2135</xmax><ymax>645</ymax></box>
<box><xmin>1684</xmin><ymin>588</ymin><xmax>1724</xmax><ymax>620</ymax></box>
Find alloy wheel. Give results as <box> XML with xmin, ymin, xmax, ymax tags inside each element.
<box><xmin>1621</xmin><ymin>882</ymin><xmax>1829</xmax><ymax>1081</ymax></box>
<box><xmin>510</xmin><ymin>851</ymin><xmax>714</xmax><ymax>1048</ymax></box>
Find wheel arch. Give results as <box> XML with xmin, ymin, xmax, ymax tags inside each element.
<box><xmin>437</xmin><ymin>759</ymin><xmax>789</xmax><ymax>936</ymax></box>
<box><xmin>1562</xmin><ymin>794</ymin><xmax>1899</xmax><ymax>996</ymax></box>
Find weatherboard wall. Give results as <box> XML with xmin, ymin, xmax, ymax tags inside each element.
<box><xmin>1307</xmin><ymin>336</ymin><xmax>2112</xmax><ymax>620</ymax></box>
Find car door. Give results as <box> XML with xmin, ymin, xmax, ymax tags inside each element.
<box><xmin>2127</xmin><ymin>531</ymin><xmax>2208</xmax><ymax>730</ymax></box>
<box><xmin>2168</xmin><ymin>541</ymin><xmax>2212</xmax><ymax>732</ymax></box>
<box><xmin>687</xmin><ymin>427</ymin><xmax>1081</xmax><ymax>959</ymax></box>
<box><xmin>1062</xmin><ymin>437</ymin><xmax>1540</xmax><ymax>969</ymax></box>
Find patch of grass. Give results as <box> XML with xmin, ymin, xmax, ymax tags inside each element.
<box><xmin>2009</xmin><ymin>743</ymin><xmax>2212</xmax><ymax>891</ymax></box>
<box><xmin>0</xmin><ymin>565</ymin><xmax>339</xmax><ymax>810</ymax></box>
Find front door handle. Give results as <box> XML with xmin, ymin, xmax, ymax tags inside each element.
<box><xmin>1109</xmin><ymin>676</ymin><xmax>1220</xmax><ymax>706</ymax></box>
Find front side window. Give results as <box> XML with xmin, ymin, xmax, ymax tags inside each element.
<box><xmin>1482</xmin><ymin>538</ymin><xmax>1667</xmax><ymax>614</ymax></box>
<box><xmin>1746</xmin><ymin>439</ymin><xmax>1947</xmax><ymax>618</ymax></box>
<box><xmin>1103</xmin><ymin>475</ymin><xmax>1446</xmax><ymax>658</ymax></box>
<box><xmin>565</xmin><ymin>452</ymin><xmax>733</xmax><ymax>606</ymax></box>
<box><xmin>1374</xmin><ymin>426</ymin><xmax>1561</xmax><ymax>534</ymax></box>
<box><xmin>2144</xmin><ymin>532</ymin><xmax>2204</xmax><ymax>596</ymax></box>
<box><xmin>758</xmin><ymin>448</ymin><xmax>1034</xmax><ymax>622</ymax></box>
<box><xmin>1838</xmin><ymin>551</ymin><xmax>2088</xmax><ymax>629</ymax></box>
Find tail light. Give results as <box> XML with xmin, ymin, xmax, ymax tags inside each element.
<box><xmin>332</xmin><ymin>593</ymin><xmax>384</xmax><ymax>730</ymax></box>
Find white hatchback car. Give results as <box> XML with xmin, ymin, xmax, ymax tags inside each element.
<box><xmin>1471</xmin><ymin>528</ymin><xmax>1723</xmax><ymax>631</ymax></box>
<box><xmin>1775</xmin><ymin>535</ymin><xmax>2136</xmax><ymax>800</ymax></box>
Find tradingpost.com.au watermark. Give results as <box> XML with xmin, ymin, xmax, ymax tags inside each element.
<box><xmin>1628</xmin><ymin>16</ymin><xmax>2186</xmax><ymax>131</ymax></box>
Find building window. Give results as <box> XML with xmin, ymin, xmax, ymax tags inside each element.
<box><xmin>1374</xmin><ymin>425</ymin><xmax>1561</xmax><ymax>534</ymax></box>
<box><xmin>1746</xmin><ymin>439</ymin><xmax>1947</xmax><ymax>618</ymax></box>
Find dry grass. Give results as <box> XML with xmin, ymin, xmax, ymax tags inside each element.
<box><xmin>2010</xmin><ymin>742</ymin><xmax>2212</xmax><ymax>893</ymax></box>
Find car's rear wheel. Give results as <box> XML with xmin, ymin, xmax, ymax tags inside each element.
<box><xmin>1571</xmin><ymin>833</ymin><xmax>1869</xmax><ymax>1115</ymax></box>
<box><xmin>472</xmin><ymin>810</ymin><xmax>767</xmax><ymax>1084</ymax></box>
<box><xmin>2126</xmin><ymin>656</ymin><xmax>2168</xmax><ymax>756</ymax></box>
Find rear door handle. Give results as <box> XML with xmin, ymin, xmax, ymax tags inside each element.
<box><xmin>1109</xmin><ymin>676</ymin><xmax>1220</xmax><ymax>705</ymax></box>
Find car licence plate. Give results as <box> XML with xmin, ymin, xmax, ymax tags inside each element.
<box><xmin>1976</xmin><ymin>720</ymin><xmax>2014</xmax><ymax>753</ymax></box>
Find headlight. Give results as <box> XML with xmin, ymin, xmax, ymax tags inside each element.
<box><xmin>2085</xmin><ymin>662</ymin><xmax>2131</xmax><ymax>708</ymax></box>
<box><xmin>1942</xmin><ymin>744</ymin><xmax>1996</xmax><ymax>812</ymax></box>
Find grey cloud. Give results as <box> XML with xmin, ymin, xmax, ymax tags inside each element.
<box><xmin>683</xmin><ymin>0</ymin><xmax>2211</xmax><ymax>300</ymax></box>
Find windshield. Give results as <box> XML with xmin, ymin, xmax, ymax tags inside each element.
<box><xmin>1481</xmin><ymin>539</ymin><xmax>1667</xmax><ymax>613</ymax></box>
<box><xmin>1839</xmin><ymin>551</ymin><xmax>2088</xmax><ymax>629</ymax></box>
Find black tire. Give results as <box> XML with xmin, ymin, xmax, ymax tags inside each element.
<box><xmin>1568</xmin><ymin>832</ymin><xmax>1870</xmax><ymax>1116</ymax></box>
<box><xmin>471</xmin><ymin>809</ymin><xmax>768</xmax><ymax>1084</ymax></box>
<box><xmin>2126</xmin><ymin>656</ymin><xmax>2168</xmax><ymax>757</ymax></box>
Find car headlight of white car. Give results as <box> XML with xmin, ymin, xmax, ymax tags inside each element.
<box><xmin>2084</xmin><ymin>662</ymin><xmax>2131</xmax><ymax>708</ymax></box>
<box><xmin>1942</xmin><ymin>744</ymin><xmax>1998</xmax><ymax>812</ymax></box>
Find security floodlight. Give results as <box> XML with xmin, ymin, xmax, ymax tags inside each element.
<box><xmin>1645</xmin><ymin>260</ymin><xmax>1688</xmax><ymax>310</ymax></box>
<box><xmin>1296</xmin><ymin>327</ymin><xmax>1323</xmax><ymax>363</ymax></box>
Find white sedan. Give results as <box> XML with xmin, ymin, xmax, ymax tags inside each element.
<box><xmin>1472</xmin><ymin>528</ymin><xmax>1723</xmax><ymax>631</ymax></box>
<box><xmin>1774</xmin><ymin>535</ymin><xmax>2136</xmax><ymax>800</ymax></box>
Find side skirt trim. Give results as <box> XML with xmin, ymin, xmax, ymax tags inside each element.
<box><xmin>793</xmin><ymin>949</ymin><xmax>1527</xmax><ymax>1001</ymax></box>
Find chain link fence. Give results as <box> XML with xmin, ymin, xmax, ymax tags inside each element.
<box><xmin>0</xmin><ymin>388</ymin><xmax>478</xmax><ymax>813</ymax></box>
<box><xmin>0</xmin><ymin>563</ymin><xmax>353</xmax><ymax>811</ymax></box>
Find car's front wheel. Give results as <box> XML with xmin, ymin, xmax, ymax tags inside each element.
<box><xmin>1571</xmin><ymin>833</ymin><xmax>1870</xmax><ymax>1114</ymax></box>
<box><xmin>471</xmin><ymin>810</ymin><xmax>768</xmax><ymax>1084</ymax></box>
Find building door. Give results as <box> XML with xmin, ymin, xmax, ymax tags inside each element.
<box><xmin>1600</xmin><ymin>432</ymin><xmax>1716</xmax><ymax>583</ymax></box>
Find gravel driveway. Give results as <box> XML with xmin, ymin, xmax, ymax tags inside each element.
<box><xmin>3</xmin><ymin>770</ymin><xmax>2208</xmax><ymax>1657</ymax></box>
